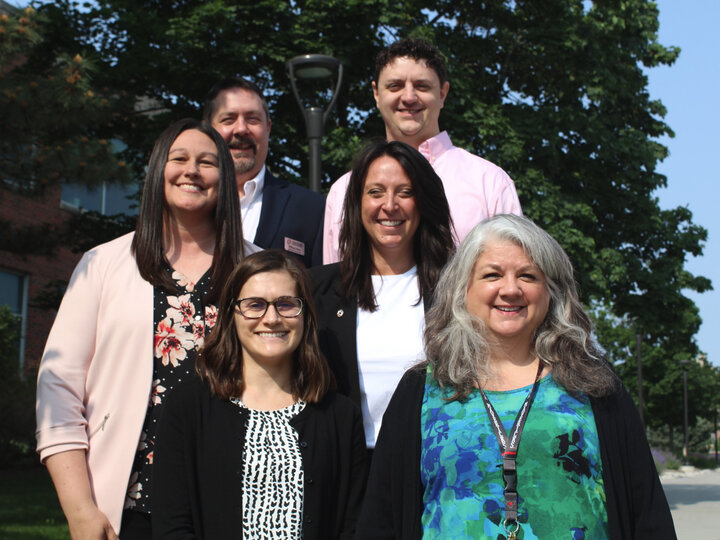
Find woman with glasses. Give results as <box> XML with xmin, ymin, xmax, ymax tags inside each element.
<box><xmin>311</xmin><ymin>141</ymin><xmax>454</xmax><ymax>454</ymax></box>
<box><xmin>153</xmin><ymin>250</ymin><xmax>367</xmax><ymax>540</ymax></box>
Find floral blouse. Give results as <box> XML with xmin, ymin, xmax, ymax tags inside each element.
<box><xmin>420</xmin><ymin>368</ymin><xmax>608</xmax><ymax>539</ymax></box>
<box><xmin>124</xmin><ymin>268</ymin><xmax>217</xmax><ymax>513</ymax></box>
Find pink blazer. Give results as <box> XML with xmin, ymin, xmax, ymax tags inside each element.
<box><xmin>36</xmin><ymin>232</ymin><xmax>153</xmax><ymax>532</ymax></box>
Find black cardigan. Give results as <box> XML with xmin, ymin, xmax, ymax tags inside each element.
<box><xmin>152</xmin><ymin>378</ymin><xmax>367</xmax><ymax>540</ymax></box>
<box><xmin>356</xmin><ymin>368</ymin><xmax>676</xmax><ymax>540</ymax></box>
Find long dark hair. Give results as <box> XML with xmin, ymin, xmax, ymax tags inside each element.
<box><xmin>132</xmin><ymin>118</ymin><xmax>243</xmax><ymax>301</ymax></box>
<box><xmin>339</xmin><ymin>140</ymin><xmax>454</xmax><ymax>311</ymax></box>
<box><xmin>197</xmin><ymin>250</ymin><xmax>334</xmax><ymax>402</ymax></box>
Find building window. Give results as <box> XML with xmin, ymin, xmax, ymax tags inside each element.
<box><xmin>61</xmin><ymin>181</ymin><xmax>138</xmax><ymax>216</ymax></box>
<box><xmin>0</xmin><ymin>268</ymin><xmax>28</xmax><ymax>368</ymax></box>
<box><xmin>60</xmin><ymin>139</ymin><xmax>138</xmax><ymax>216</ymax></box>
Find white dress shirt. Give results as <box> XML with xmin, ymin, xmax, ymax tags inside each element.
<box><xmin>240</xmin><ymin>165</ymin><xmax>265</xmax><ymax>243</ymax></box>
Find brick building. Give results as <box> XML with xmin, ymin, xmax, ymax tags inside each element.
<box><xmin>0</xmin><ymin>185</ymin><xmax>80</xmax><ymax>371</ymax></box>
<box><xmin>1</xmin><ymin>178</ymin><xmax>137</xmax><ymax>372</ymax></box>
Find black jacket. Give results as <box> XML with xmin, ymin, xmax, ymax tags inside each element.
<box><xmin>310</xmin><ymin>263</ymin><xmax>363</xmax><ymax>406</ymax></box>
<box><xmin>254</xmin><ymin>172</ymin><xmax>325</xmax><ymax>268</ymax></box>
<box><xmin>152</xmin><ymin>378</ymin><xmax>367</xmax><ymax>540</ymax></box>
<box><xmin>357</xmin><ymin>368</ymin><xmax>676</xmax><ymax>540</ymax></box>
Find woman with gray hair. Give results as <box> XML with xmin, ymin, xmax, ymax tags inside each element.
<box><xmin>357</xmin><ymin>214</ymin><xmax>675</xmax><ymax>540</ymax></box>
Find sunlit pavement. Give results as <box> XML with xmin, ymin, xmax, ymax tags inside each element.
<box><xmin>661</xmin><ymin>467</ymin><xmax>720</xmax><ymax>539</ymax></box>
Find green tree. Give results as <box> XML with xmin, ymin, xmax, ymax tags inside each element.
<box><xmin>0</xmin><ymin>4</ymin><xmax>136</xmax><ymax>257</ymax></box>
<box><xmin>0</xmin><ymin>5</ymin><xmax>132</xmax><ymax>195</ymax></box>
<box><xmin>23</xmin><ymin>0</ymin><xmax>714</xmax><ymax>425</ymax></box>
<box><xmin>595</xmin><ymin>302</ymin><xmax>720</xmax><ymax>449</ymax></box>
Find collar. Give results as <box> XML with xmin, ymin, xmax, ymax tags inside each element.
<box><xmin>417</xmin><ymin>131</ymin><xmax>452</xmax><ymax>165</ymax></box>
<box><xmin>240</xmin><ymin>165</ymin><xmax>266</xmax><ymax>203</ymax></box>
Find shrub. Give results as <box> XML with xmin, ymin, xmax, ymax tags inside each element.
<box><xmin>652</xmin><ymin>447</ymin><xmax>681</xmax><ymax>473</ymax></box>
<box><xmin>0</xmin><ymin>305</ymin><xmax>38</xmax><ymax>468</ymax></box>
<box><xmin>689</xmin><ymin>454</ymin><xmax>719</xmax><ymax>470</ymax></box>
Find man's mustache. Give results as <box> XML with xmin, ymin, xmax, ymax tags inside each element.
<box><xmin>228</xmin><ymin>136</ymin><xmax>256</xmax><ymax>153</ymax></box>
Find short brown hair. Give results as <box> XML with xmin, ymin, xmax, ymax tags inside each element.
<box><xmin>203</xmin><ymin>77</ymin><xmax>270</xmax><ymax>123</ymax></box>
<box><xmin>197</xmin><ymin>250</ymin><xmax>334</xmax><ymax>402</ymax></box>
<box><xmin>374</xmin><ymin>38</ymin><xmax>447</xmax><ymax>85</ymax></box>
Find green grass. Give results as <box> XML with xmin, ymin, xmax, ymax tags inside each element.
<box><xmin>0</xmin><ymin>466</ymin><xmax>69</xmax><ymax>540</ymax></box>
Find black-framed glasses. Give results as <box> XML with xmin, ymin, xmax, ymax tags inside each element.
<box><xmin>234</xmin><ymin>296</ymin><xmax>304</xmax><ymax>319</ymax></box>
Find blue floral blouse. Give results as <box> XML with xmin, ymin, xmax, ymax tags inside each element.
<box><xmin>420</xmin><ymin>367</ymin><xmax>609</xmax><ymax>539</ymax></box>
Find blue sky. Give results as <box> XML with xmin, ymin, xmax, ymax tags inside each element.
<box><xmin>649</xmin><ymin>0</ymin><xmax>720</xmax><ymax>366</ymax></box>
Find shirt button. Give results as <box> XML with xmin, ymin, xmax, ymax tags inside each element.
<box><xmin>305</xmin><ymin>516</ymin><xmax>312</xmax><ymax>523</ymax></box>
<box><xmin>307</xmin><ymin>478</ymin><xmax>314</xmax><ymax>484</ymax></box>
<box><xmin>300</xmin><ymin>441</ymin><xmax>308</xmax><ymax>448</ymax></box>
<box><xmin>194</xmin><ymin>315</ymin><xmax>202</xmax><ymax>320</ymax></box>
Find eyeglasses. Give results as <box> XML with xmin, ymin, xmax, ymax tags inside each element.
<box><xmin>234</xmin><ymin>296</ymin><xmax>304</xmax><ymax>319</ymax></box>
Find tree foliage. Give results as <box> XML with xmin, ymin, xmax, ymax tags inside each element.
<box><xmin>8</xmin><ymin>0</ymin><xmax>717</xmax><ymax>430</ymax></box>
<box><xmin>0</xmin><ymin>5</ymin><xmax>133</xmax><ymax>194</ymax></box>
<box><xmin>0</xmin><ymin>4</ymin><xmax>136</xmax><ymax>258</ymax></box>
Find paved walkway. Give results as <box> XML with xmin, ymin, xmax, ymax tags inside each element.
<box><xmin>661</xmin><ymin>467</ymin><xmax>720</xmax><ymax>539</ymax></box>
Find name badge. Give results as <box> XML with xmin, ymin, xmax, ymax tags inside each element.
<box><xmin>284</xmin><ymin>237</ymin><xmax>305</xmax><ymax>256</ymax></box>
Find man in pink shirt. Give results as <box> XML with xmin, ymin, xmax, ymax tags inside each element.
<box><xmin>323</xmin><ymin>38</ymin><xmax>522</xmax><ymax>264</ymax></box>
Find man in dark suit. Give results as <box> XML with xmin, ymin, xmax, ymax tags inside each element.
<box><xmin>204</xmin><ymin>77</ymin><xmax>324</xmax><ymax>267</ymax></box>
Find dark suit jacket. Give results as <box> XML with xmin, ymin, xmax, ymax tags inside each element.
<box><xmin>153</xmin><ymin>377</ymin><xmax>367</xmax><ymax>540</ymax></box>
<box><xmin>254</xmin><ymin>171</ymin><xmax>325</xmax><ymax>267</ymax></box>
<box><xmin>309</xmin><ymin>263</ymin><xmax>431</xmax><ymax>409</ymax></box>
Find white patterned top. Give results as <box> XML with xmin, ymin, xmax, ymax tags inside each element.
<box><xmin>231</xmin><ymin>398</ymin><xmax>307</xmax><ymax>539</ymax></box>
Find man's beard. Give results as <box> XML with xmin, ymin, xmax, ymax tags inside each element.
<box><xmin>233</xmin><ymin>155</ymin><xmax>256</xmax><ymax>175</ymax></box>
<box><xmin>229</xmin><ymin>135</ymin><xmax>257</xmax><ymax>175</ymax></box>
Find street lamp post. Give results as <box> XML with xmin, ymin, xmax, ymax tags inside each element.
<box><xmin>636</xmin><ymin>333</ymin><xmax>644</xmax><ymax>428</ymax></box>
<box><xmin>286</xmin><ymin>54</ymin><xmax>343</xmax><ymax>193</ymax></box>
<box><xmin>715</xmin><ymin>405</ymin><xmax>718</xmax><ymax>465</ymax></box>
<box><xmin>679</xmin><ymin>359</ymin><xmax>691</xmax><ymax>464</ymax></box>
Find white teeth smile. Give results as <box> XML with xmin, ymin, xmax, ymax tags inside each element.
<box><xmin>495</xmin><ymin>306</ymin><xmax>522</xmax><ymax>312</ymax></box>
<box><xmin>379</xmin><ymin>220</ymin><xmax>403</xmax><ymax>226</ymax></box>
<box><xmin>257</xmin><ymin>332</ymin><xmax>288</xmax><ymax>337</ymax></box>
<box><xmin>179</xmin><ymin>184</ymin><xmax>201</xmax><ymax>191</ymax></box>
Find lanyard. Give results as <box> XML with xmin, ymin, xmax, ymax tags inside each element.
<box><xmin>479</xmin><ymin>360</ymin><xmax>544</xmax><ymax>538</ymax></box>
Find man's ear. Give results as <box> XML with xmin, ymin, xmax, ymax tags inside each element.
<box><xmin>440</xmin><ymin>81</ymin><xmax>450</xmax><ymax>105</ymax></box>
<box><xmin>372</xmin><ymin>80</ymin><xmax>380</xmax><ymax>107</ymax></box>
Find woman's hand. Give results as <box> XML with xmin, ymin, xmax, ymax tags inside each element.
<box><xmin>66</xmin><ymin>505</ymin><xmax>118</xmax><ymax>540</ymax></box>
<box><xmin>45</xmin><ymin>450</ymin><xmax>119</xmax><ymax>540</ymax></box>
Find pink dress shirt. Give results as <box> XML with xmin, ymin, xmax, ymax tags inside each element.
<box><xmin>322</xmin><ymin>131</ymin><xmax>522</xmax><ymax>264</ymax></box>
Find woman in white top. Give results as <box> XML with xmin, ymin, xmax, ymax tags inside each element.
<box><xmin>311</xmin><ymin>141</ymin><xmax>454</xmax><ymax>450</ymax></box>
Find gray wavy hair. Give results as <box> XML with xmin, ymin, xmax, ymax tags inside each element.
<box><xmin>423</xmin><ymin>214</ymin><xmax>618</xmax><ymax>400</ymax></box>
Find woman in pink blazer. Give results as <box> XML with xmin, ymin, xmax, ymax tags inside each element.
<box><xmin>35</xmin><ymin>118</ymin><xmax>244</xmax><ymax>539</ymax></box>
